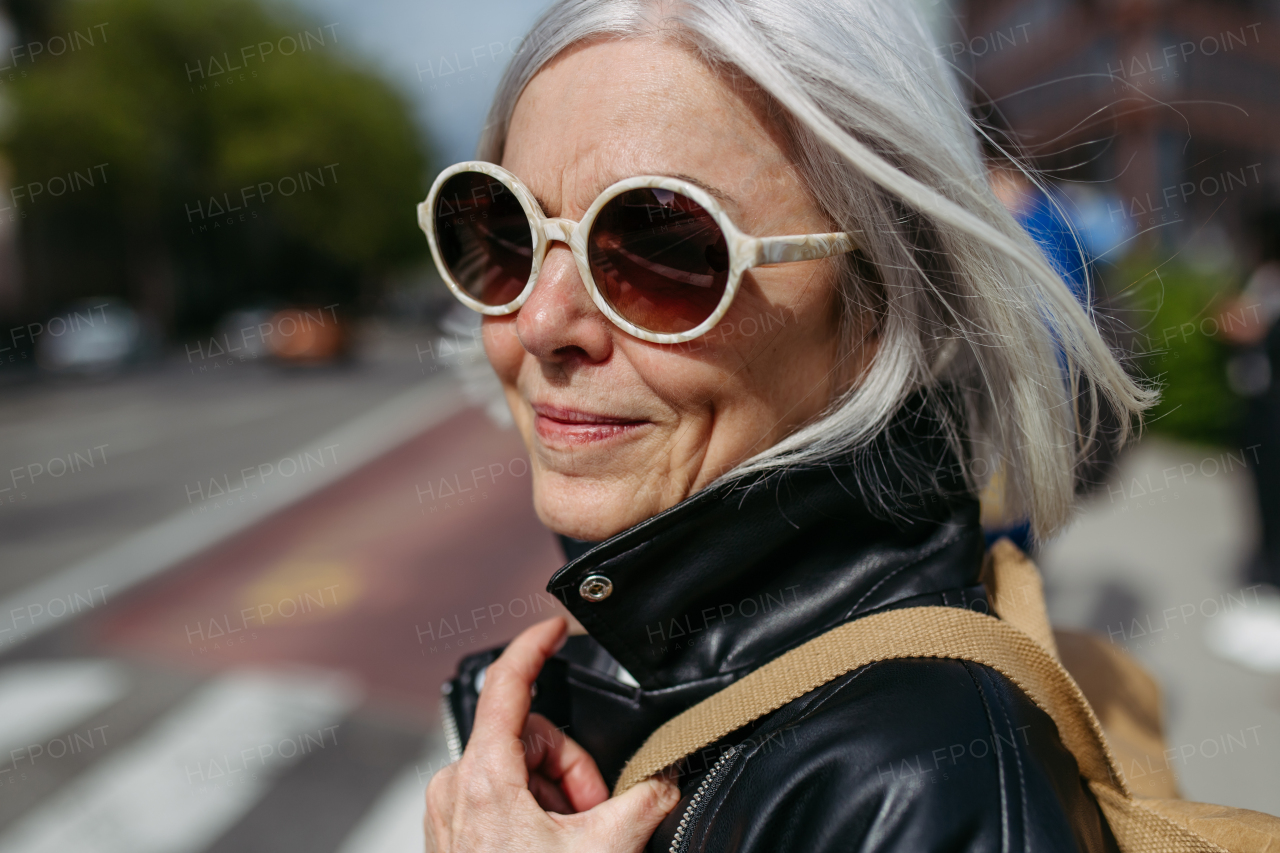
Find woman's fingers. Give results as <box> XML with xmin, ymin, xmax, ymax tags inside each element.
<box><xmin>521</xmin><ymin>713</ymin><xmax>609</xmax><ymax>812</ymax></box>
<box><xmin>561</xmin><ymin>777</ymin><xmax>683</xmax><ymax>853</ymax></box>
<box><xmin>528</xmin><ymin>770</ymin><xmax>574</xmax><ymax>814</ymax></box>
<box><xmin>467</xmin><ymin>618</ymin><xmax>567</xmax><ymax>774</ymax></box>
<box><xmin>427</xmin><ymin>617</ymin><xmax>676</xmax><ymax>852</ymax></box>
<box><xmin>423</xmin><ymin>763</ymin><xmax>458</xmax><ymax>852</ymax></box>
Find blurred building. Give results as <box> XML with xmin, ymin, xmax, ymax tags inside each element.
<box><xmin>955</xmin><ymin>0</ymin><xmax>1280</xmax><ymax>261</ymax></box>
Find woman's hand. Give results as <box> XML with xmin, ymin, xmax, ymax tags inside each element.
<box><xmin>425</xmin><ymin>617</ymin><xmax>681</xmax><ymax>852</ymax></box>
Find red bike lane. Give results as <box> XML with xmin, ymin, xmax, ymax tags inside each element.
<box><xmin>81</xmin><ymin>406</ymin><xmax>568</xmax><ymax>724</ymax></box>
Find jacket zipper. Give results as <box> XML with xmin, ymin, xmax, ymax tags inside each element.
<box><xmin>440</xmin><ymin>684</ymin><xmax>463</xmax><ymax>763</ymax></box>
<box><xmin>669</xmin><ymin>745</ymin><xmax>740</xmax><ymax>853</ymax></box>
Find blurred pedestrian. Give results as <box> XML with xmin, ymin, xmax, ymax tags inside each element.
<box><xmin>988</xmin><ymin>159</ymin><xmax>1091</xmax><ymax>303</ymax></box>
<box><xmin>1208</xmin><ymin>210</ymin><xmax>1280</xmax><ymax>673</ymax></box>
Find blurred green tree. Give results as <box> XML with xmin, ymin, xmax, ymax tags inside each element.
<box><xmin>3</xmin><ymin>0</ymin><xmax>430</xmax><ymax>332</ymax></box>
<box><xmin>1115</xmin><ymin>256</ymin><xmax>1245</xmax><ymax>447</ymax></box>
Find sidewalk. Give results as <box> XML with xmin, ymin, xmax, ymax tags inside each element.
<box><xmin>1040</xmin><ymin>439</ymin><xmax>1280</xmax><ymax>815</ymax></box>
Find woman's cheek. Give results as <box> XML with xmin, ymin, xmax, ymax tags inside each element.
<box><xmin>482</xmin><ymin>316</ymin><xmax>523</xmax><ymax>382</ymax></box>
<box><xmin>625</xmin><ymin>339</ymin><xmax>731</xmax><ymax>406</ymax></box>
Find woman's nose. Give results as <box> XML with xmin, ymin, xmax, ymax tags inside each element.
<box><xmin>515</xmin><ymin>241</ymin><xmax>614</xmax><ymax>364</ymax></box>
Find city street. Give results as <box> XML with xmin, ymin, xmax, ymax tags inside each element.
<box><xmin>0</xmin><ymin>325</ymin><xmax>435</xmax><ymax>596</ymax></box>
<box><xmin>0</xmin><ymin>329</ymin><xmax>568</xmax><ymax>852</ymax></box>
<box><xmin>0</xmin><ymin>332</ymin><xmax>1275</xmax><ymax>851</ymax></box>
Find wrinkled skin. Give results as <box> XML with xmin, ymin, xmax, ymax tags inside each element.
<box><xmin>427</xmin><ymin>37</ymin><xmax>867</xmax><ymax>853</ymax></box>
<box><xmin>486</xmin><ymin>37</ymin><xmax>860</xmax><ymax>542</ymax></box>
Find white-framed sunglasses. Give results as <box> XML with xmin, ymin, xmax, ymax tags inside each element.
<box><xmin>417</xmin><ymin>161</ymin><xmax>860</xmax><ymax>344</ymax></box>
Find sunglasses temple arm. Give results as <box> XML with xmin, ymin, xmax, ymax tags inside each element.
<box><xmin>752</xmin><ymin>232</ymin><xmax>859</xmax><ymax>266</ymax></box>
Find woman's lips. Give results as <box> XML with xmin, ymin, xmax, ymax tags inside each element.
<box><xmin>531</xmin><ymin>403</ymin><xmax>648</xmax><ymax>446</ymax></box>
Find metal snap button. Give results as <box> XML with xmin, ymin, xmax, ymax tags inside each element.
<box><xmin>579</xmin><ymin>575</ymin><xmax>613</xmax><ymax>602</ymax></box>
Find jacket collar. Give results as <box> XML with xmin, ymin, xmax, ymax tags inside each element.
<box><xmin>547</xmin><ymin>454</ymin><xmax>986</xmax><ymax>691</ymax></box>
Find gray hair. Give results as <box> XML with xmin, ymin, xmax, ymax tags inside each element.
<box><xmin>474</xmin><ymin>0</ymin><xmax>1154</xmax><ymax>542</ymax></box>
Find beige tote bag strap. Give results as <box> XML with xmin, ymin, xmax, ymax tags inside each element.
<box><xmin>983</xmin><ymin>537</ymin><xmax>1060</xmax><ymax>660</ymax></box>
<box><xmin>612</xmin><ymin>605</ymin><xmax>1233</xmax><ymax>851</ymax></box>
<box><xmin>612</xmin><ymin>605</ymin><xmax>1120</xmax><ymax>797</ymax></box>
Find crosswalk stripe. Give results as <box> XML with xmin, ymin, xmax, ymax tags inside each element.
<box><xmin>0</xmin><ymin>667</ymin><xmax>360</xmax><ymax>853</ymax></box>
<box><xmin>0</xmin><ymin>660</ymin><xmax>203</xmax><ymax>835</ymax></box>
<box><xmin>0</xmin><ymin>660</ymin><xmax>126</xmax><ymax>765</ymax></box>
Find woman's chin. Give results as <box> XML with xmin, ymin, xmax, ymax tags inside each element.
<box><xmin>532</xmin><ymin>473</ymin><xmax>661</xmax><ymax>543</ymax></box>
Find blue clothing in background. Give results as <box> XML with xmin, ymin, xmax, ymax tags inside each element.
<box><xmin>1017</xmin><ymin>187</ymin><xmax>1092</xmax><ymax>304</ymax></box>
<box><xmin>985</xmin><ymin>184</ymin><xmax>1093</xmax><ymax>554</ymax></box>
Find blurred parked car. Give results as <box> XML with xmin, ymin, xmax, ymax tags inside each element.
<box><xmin>213</xmin><ymin>307</ymin><xmax>278</xmax><ymax>361</ymax></box>
<box><xmin>265</xmin><ymin>307</ymin><xmax>349</xmax><ymax>364</ymax></box>
<box><xmin>205</xmin><ymin>305</ymin><xmax>350</xmax><ymax>366</ymax></box>
<box><xmin>36</xmin><ymin>299</ymin><xmax>147</xmax><ymax>373</ymax></box>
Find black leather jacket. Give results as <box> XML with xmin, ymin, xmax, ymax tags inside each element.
<box><xmin>443</xmin><ymin>461</ymin><xmax>1117</xmax><ymax>853</ymax></box>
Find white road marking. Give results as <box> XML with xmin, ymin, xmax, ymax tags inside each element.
<box><xmin>0</xmin><ymin>379</ymin><xmax>462</xmax><ymax>647</ymax></box>
<box><xmin>0</xmin><ymin>667</ymin><xmax>360</xmax><ymax>853</ymax></box>
<box><xmin>0</xmin><ymin>660</ymin><xmax>126</xmax><ymax>763</ymax></box>
<box><xmin>334</xmin><ymin>736</ymin><xmax>445</xmax><ymax>853</ymax></box>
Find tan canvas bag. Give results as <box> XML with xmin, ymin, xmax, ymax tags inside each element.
<box><xmin>614</xmin><ymin>540</ymin><xmax>1280</xmax><ymax>852</ymax></box>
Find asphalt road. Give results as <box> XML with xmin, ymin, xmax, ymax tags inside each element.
<box><xmin>0</xmin><ymin>330</ymin><xmax>435</xmax><ymax>597</ymax></box>
<box><xmin>0</xmin><ymin>326</ymin><xmax>569</xmax><ymax>853</ymax></box>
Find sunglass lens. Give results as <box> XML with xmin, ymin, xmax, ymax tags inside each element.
<box><xmin>588</xmin><ymin>188</ymin><xmax>730</xmax><ymax>335</ymax></box>
<box><xmin>433</xmin><ymin>171</ymin><xmax>533</xmax><ymax>307</ymax></box>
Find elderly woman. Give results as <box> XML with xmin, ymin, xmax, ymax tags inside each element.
<box><xmin>420</xmin><ymin>1</ymin><xmax>1149</xmax><ymax>851</ymax></box>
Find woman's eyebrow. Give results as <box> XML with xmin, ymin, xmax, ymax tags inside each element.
<box><xmin>672</xmin><ymin>173</ymin><xmax>733</xmax><ymax>204</ymax></box>
<box><xmin>534</xmin><ymin>174</ymin><xmax>732</xmax><ymax>218</ymax></box>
